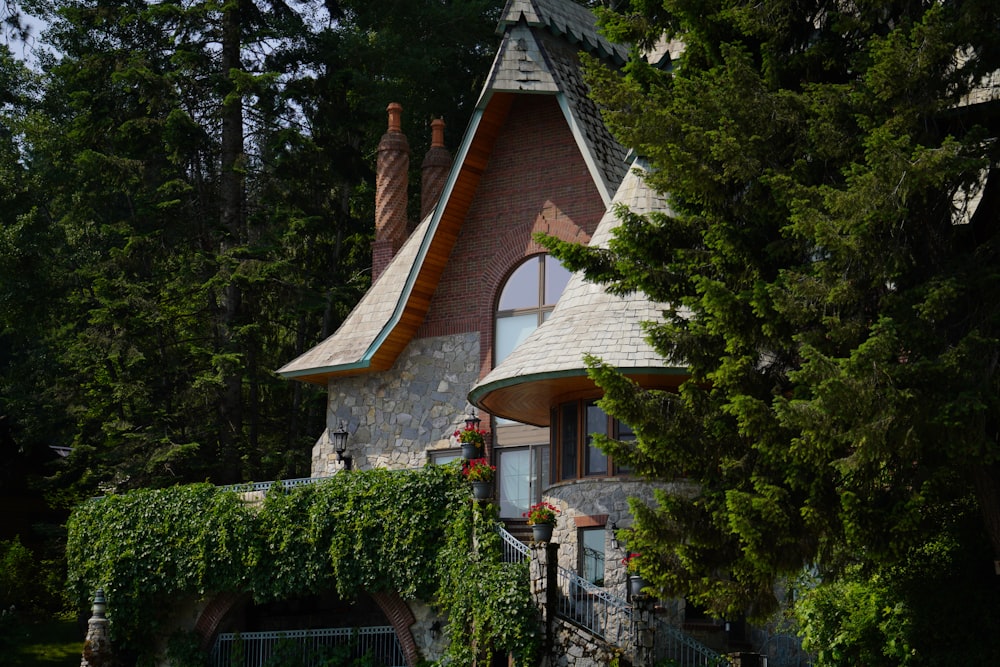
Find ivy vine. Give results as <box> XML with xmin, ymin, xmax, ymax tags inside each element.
<box><xmin>66</xmin><ymin>464</ymin><xmax>540</xmax><ymax>665</ymax></box>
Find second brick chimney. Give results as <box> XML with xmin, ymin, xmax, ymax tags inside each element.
<box><xmin>373</xmin><ymin>102</ymin><xmax>410</xmax><ymax>282</ymax></box>
<box><xmin>421</xmin><ymin>118</ymin><xmax>452</xmax><ymax>221</ymax></box>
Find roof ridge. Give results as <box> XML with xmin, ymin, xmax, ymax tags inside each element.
<box><xmin>498</xmin><ymin>0</ymin><xmax>627</xmax><ymax>65</ymax></box>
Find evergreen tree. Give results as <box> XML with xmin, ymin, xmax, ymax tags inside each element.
<box><xmin>543</xmin><ymin>1</ymin><xmax>1000</xmax><ymax>661</ymax></box>
<box><xmin>1</xmin><ymin>0</ymin><xmax>501</xmax><ymax>501</ymax></box>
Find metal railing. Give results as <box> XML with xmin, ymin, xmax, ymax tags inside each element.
<box><xmin>555</xmin><ymin>565</ymin><xmax>634</xmax><ymax>648</ymax></box>
<box><xmin>650</xmin><ymin>616</ymin><xmax>730</xmax><ymax>667</ymax></box>
<box><xmin>210</xmin><ymin>626</ymin><xmax>405</xmax><ymax>667</ymax></box>
<box><xmin>497</xmin><ymin>523</ymin><xmax>530</xmax><ymax>563</ymax></box>
<box><xmin>220</xmin><ymin>477</ymin><xmax>324</xmax><ymax>494</ymax></box>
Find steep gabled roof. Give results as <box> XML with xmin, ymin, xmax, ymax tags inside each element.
<box><xmin>469</xmin><ymin>158</ymin><xmax>687</xmax><ymax>426</ymax></box>
<box><xmin>278</xmin><ymin>0</ymin><xmax>627</xmax><ymax>384</ymax></box>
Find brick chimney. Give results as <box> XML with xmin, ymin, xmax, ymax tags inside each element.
<box><xmin>420</xmin><ymin>118</ymin><xmax>452</xmax><ymax>221</ymax></box>
<box><xmin>373</xmin><ymin>102</ymin><xmax>410</xmax><ymax>282</ymax></box>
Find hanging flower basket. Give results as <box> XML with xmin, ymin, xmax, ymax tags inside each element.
<box><xmin>455</xmin><ymin>424</ymin><xmax>488</xmax><ymax>459</ymax></box>
<box><xmin>524</xmin><ymin>501</ymin><xmax>559</xmax><ymax>542</ymax></box>
<box><xmin>531</xmin><ymin>523</ymin><xmax>554</xmax><ymax>543</ymax></box>
<box><xmin>628</xmin><ymin>574</ymin><xmax>646</xmax><ymax>598</ymax></box>
<box><xmin>471</xmin><ymin>480</ymin><xmax>492</xmax><ymax>500</ymax></box>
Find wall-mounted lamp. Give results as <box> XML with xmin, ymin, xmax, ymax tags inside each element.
<box><xmin>430</xmin><ymin>620</ymin><xmax>442</xmax><ymax>639</ymax></box>
<box><xmin>464</xmin><ymin>407</ymin><xmax>481</xmax><ymax>431</ymax></box>
<box><xmin>332</xmin><ymin>420</ymin><xmax>352</xmax><ymax>471</ymax></box>
<box><xmin>608</xmin><ymin>521</ymin><xmax>620</xmax><ymax>551</ymax></box>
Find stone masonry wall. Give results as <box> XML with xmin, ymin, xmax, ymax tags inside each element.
<box><xmin>313</xmin><ymin>332</ymin><xmax>481</xmax><ymax>476</ymax></box>
<box><xmin>542</xmin><ymin>477</ymin><xmax>696</xmax><ymax>625</ymax></box>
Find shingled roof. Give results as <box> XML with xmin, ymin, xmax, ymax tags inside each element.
<box><xmin>469</xmin><ymin>157</ymin><xmax>687</xmax><ymax>426</ymax></box>
<box><xmin>277</xmin><ymin>0</ymin><xmax>629</xmax><ymax>384</ymax></box>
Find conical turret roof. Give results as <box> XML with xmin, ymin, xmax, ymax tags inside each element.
<box><xmin>469</xmin><ymin>158</ymin><xmax>687</xmax><ymax>426</ymax></box>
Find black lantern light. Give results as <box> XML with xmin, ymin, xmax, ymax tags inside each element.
<box><xmin>608</xmin><ymin>521</ymin><xmax>620</xmax><ymax>551</ymax></box>
<box><xmin>464</xmin><ymin>408</ymin><xmax>481</xmax><ymax>432</ymax></box>
<box><xmin>332</xmin><ymin>420</ymin><xmax>352</xmax><ymax>470</ymax></box>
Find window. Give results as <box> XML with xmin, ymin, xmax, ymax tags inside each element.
<box><xmin>495</xmin><ymin>254</ymin><xmax>570</xmax><ymax>364</ymax></box>
<box><xmin>552</xmin><ymin>399</ymin><xmax>632</xmax><ymax>482</ymax></box>
<box><xmin>429</xmin><ymin>449</ymin><xmax>460</xmax><ymax>466</ymax></box>
<box><xmin>497</xmin><ymin>445</ymin><xmax>549</xmax><ymax>519</ymax></box>
<box><xmin>579</xmin><ymin>527</ymin><xmax>605</xmax><ymax>586</ymax></box>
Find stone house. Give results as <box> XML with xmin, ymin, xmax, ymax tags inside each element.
<box><xmin>271</xmin><ymin>0</ymin><xmax>759</xmax><ymax>659</ymax></box>
<box><xmin>281</xmin><ymin>0</ymin><xmax>680</xmax><ymax>607</ymax></box>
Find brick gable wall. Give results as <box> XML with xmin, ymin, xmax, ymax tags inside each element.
<box><xmin>416</xmin><ymin>94</ymin><xmax>607</xmax><ymax>377</ymax></box>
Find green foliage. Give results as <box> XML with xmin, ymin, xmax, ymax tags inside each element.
<box><xmin>434</xmin><ymin>499</ymin><xmax>540</xmax><ymax>666</ymax></box>
<box><xmin>66</xmin><ymin>465</ymin><xmax>539</xmax><ymax>664</ymax></box>
<box><xmin>0</xmin><ymin>536</ymin><xmax>35</xmax><ymax>613</ymax></box>
<box><xmin>540</xmin><ymin>0</ymin><xmax>1000</xmax><ymax>659</ymax></box>
<box><xmin>795</xmin><ymin>501</ymin><xmax>1000</xmax><ymax>666</ymax></box>
<box><xmin>0</xmin><ymin>0</ymin><xmax>504</xmax><ymax>504</ymax></box>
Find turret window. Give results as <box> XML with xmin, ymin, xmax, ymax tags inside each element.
<box><xmin>553</xmin><ymin>400</ymin><xmax>633</xmax><ymax>482</ymax></box>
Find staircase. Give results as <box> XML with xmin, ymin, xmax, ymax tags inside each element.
<box><xmin>497</xmin><ymin>524</ymin><xmax>728</xmax><ymax>667</ymax></box>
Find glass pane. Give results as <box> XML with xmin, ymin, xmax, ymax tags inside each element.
<box><xmin>496</xmin><ymin>313</ymin><xmax>537</xmax><ymax>363</ymax></box>
<box><xmin>580</xmin><ymin>528</ymin><xmax>606</xmax><ymax>585</ymax></box>
<box><xmin>498</xmin><ymin>448</ymin><xmax>532</xmax><ymax>518</ymax></box>
<box><xmin>543</xmin><ymin>255</ymin><xmax>571</xmax><ymax>305</ymax></box>
<box><xmin>614</xmin><ymin>418</ymin><xmax>634</xmax><ymax>475</ymax></box>
<box><xmin>536</xmin><ymin>446</ymin><xmax>549</xmax><ymax>497</ymax></box>
<box><xmin>431</xmin><ymin>451</ymin><xmax>460</xmax><ymax>465</ymax></box>
<box><xmin>560</xmin><ymin>403</ymin><xmax>578</xmax><ymax>480</ymax></box>
<box><xmin>498</xmin><ymin>257</ymin><xmax>540</xmax><ymax>310</ymax></box>
<box><xmin>585</xmin><ymin>403</ymin><xmax>608</xmax><ymax>476</ymax></box>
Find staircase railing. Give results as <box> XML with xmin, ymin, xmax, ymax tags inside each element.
<box><xmin>555</xmin><ymin>565</ymin><xmax>634</xmax><ymax>649</ymax></box>
<box><xmin>650</xmin><ymin>616</ymin><xmax>731</xmax><ymax>667</ymax></box>
<box><xmin>498</xmin><ymin>522</ymin><xmax>530</xmax><ymax>563</ymax></box>
<box><xmin>495</xmin><ymin>524</ymin><xmax>728</xmax><ymax>667</ymax></box>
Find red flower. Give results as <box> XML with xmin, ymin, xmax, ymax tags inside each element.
<box><xmin>523</xmin><ymin>501</ymin><xmax>559</xmax><ymax>525</ymax></box>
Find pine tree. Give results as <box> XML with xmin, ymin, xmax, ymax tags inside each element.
<box><xmin>543</xmin><ymin>1</ymin><xmax>1000</xmax><ymax>660</ymax></box>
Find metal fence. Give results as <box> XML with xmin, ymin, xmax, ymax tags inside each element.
<box><xmin>210</xmin><ymin>626</ymin><xmax>405</xmax><ymax>667</ymax></box>
<box><xmin>220</xmin><ymin>477</ymin><xmax>323</xmax><ymax>494</ymax></box>
<box><xmin>555</xmin><ymin>565</ymin><xmax>634</xmax><ymax>648</ymax></box>
<box><xmin>650</xmin><ymin>616</ymin><xmax>731</xmax><ymax>667</ymax></box>
<box><xmin>498</xmin><ymin>523</ymin><xmax>530</xmax><ymax>563</ymax></box>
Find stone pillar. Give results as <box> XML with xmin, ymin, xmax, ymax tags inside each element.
<box><xmin>529</xmin><ymin>541</ymin><xmax>559</xmax><ymax>657</ymax></box>
<box><xmin>80</xmin><ymin>589</ymin><xmax>112</xmax><ymax>667</ymax></box>
<box><xmin>632</xmin><ymin>593</ymin><xmax>655</xmax><ymax>667</ymax></box>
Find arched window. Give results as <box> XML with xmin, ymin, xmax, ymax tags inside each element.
<box><xmin>494</xmin><ymin>254</ymin><xmax>569</xmax><ymax>519</ymax></box>
<box><xmin>495</xmin><ymin>254</ymin><xmax>570</xmax><ymax>363</ymax></box>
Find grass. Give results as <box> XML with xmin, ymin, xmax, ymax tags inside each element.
<box><xmin>4</xmin><ymin>613</ymin><xmax>83</xmax><ymax>667</ymax></box>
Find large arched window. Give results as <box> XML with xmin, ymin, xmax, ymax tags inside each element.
<box><xmin>494</xmin><ymin>254</ymin><xmax>570</xmax><ymax>519</ymax></box>
<box><xmin>495</xmin><ymin>254</ymin><xmax>570</xmax><ymax>363</ymax></box>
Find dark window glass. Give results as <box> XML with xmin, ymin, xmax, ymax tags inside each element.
<box><xmin>585</xmin><ymin>402</ymin><xmax>608</xmax><ymax>476</ymax></box>
<box><xmin>560</xmin><ymin>402</ymin><xmax>578</xmax><ymax>480</ymax></box>
<box><xmin>580</xmin><ymin>528</ymin><xmax>606</xmax><ymax>585</ymax></box>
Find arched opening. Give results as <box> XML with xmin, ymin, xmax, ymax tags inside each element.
<box><xmin>197</xmin><ymin>589</ymin><xmax>419</xmax><ymax>666</ymax></box>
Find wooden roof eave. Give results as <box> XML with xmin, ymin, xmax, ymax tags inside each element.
<box><xmin>277</xmin><ymin>93</ymin><xmax>517</xmax><ymax>385</ymax></box>
<box><xmin>469</xmin><ymin>365</ymin><xmax>689</xmax><ymax>427</ymax></box>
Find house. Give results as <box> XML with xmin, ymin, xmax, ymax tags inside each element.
<box><xmin>161</xmin><ymin>0</ymin><xmax>784</xmax><ymax>663</ymax></box>
<box><xmin>275</xmin><ymin>0</ymin><xmax>752</xmax><ymax>657</ymax></box>
<box><xmin>279</xmin><ymin>0</ymin><xmax>682</xmax><ymax>596</ymax></box>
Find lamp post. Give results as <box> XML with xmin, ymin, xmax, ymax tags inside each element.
<box><xmin>332</xmin><ymin>420</ymin><xmax>352</xmax><ymax>471</ymax></box>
